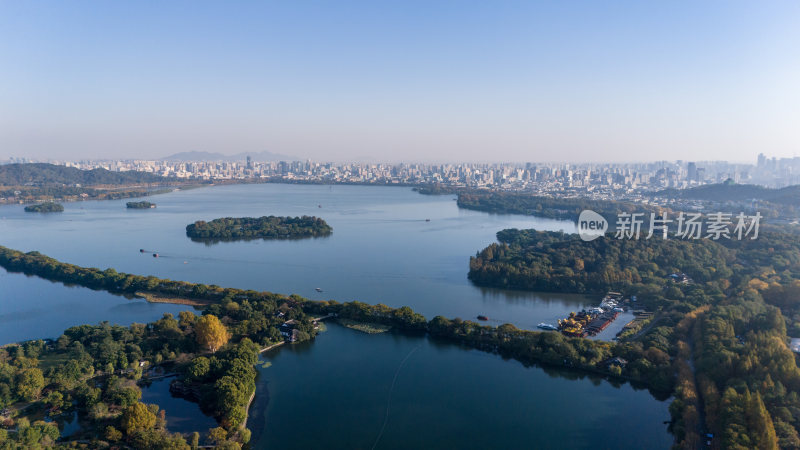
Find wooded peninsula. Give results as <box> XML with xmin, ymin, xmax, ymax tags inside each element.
<box><xmin>456</xmin><ymin>191</ymin><xmax>649</xmax><ymax>222</ymax></box>
<box><xmin>427</xmin><ymin>186</ymin><xmax>794</xmax><ymax>223</ymax></box>
<box><xmin>0</xmin><ymin>163</ymin><xmax>201</xmax><ymax>206</ymax></box>
<box><xmin>185</xmin><ymin>216</ymin><xmax>332</xmax><ymax>241</ymax></box>
<box><xmin>469</xmin><ymin>227</ymin><xmax>800</xmax><ymax>449</ymax></box>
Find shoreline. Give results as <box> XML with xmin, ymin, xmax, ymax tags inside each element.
<box><xmin>135</xmin><ymin>291</ymin><xmax>212</xmax><ymax>306</ymax></box>
<box><xmin>241</xmin><ymin>389</ymin><xmax>257</xmax><ymax>432</ymax></box>
<box><xmin>242</xmin><ymin>342</ymin><xmax>286</xmax><ymax>433</ymax></box>
<box><xmin>259</xmin><ymin>341</ymin><xmax>285</xmax><ymax>353</ymax></box>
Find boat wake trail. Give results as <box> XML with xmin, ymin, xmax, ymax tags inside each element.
<box><xmin>371</xmin><ymin>344</ymin><xmax>421</xmax><ymax>450</ymax></box>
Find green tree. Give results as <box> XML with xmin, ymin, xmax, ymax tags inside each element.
<box><xmin>240</xmin><ymin>428</ymin><xmax>251</xmax><ymax>444</ymax></box>
<box><xmin>105</xmin><ymin>425</ymin><xmax>123</xmax><ymax>441</ymax></box>
<box><xmin>112</xmin><ymin>386</ymin><xmax>142</xmax><ymax>408</ymax></box>
<box><xmin>747</xmin><ymin>392</ymin><xmax>778</xmax><ymax>450</ymax></box>
<box><xmin>45</xmin><ymin>390</ymin><xmax>64</xmax><ymax>412</ymax></box>
<box><xmin>16</xmin><ymin>368</ymin><xmax>44</xmax><ymax>401</ymax></box>
<box><xmin>89</xmin><ymin>402</ymin><xmax>109</xmax><ymax>420</ymax></box>
<box><xmin>208</xmin><ymin>426</ymin><xmax>228</xmax><ymax>444</ymax></box>
<box><xmin>18</xmin><ymin>420</ymin><xmax>59</xmax><ymax>447</ymax></box>
<box><xmin>187</xmin><ymin>357</ymin><xmax>210</xmax><ymax>380</ymax></box>
<box><xmin>120</xmin><ymin>402</ymin><xmax>157</xmax><ymax>435</ymax></box>
<box><xmin>179</xmin><ymin>311</ymin><xmax>196</xmax><ymax>329</ymax></box>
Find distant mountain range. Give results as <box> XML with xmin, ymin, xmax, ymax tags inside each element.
<box><xmin>161</xmin><ymin>151</ymin><xmax>299</xmax><ymax>162</ymax></box>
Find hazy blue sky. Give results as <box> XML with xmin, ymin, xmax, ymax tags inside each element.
<box><xmin>1</xmin><ymin>1</ymin><xmax>798</xmax><ymax>163</ymax></box>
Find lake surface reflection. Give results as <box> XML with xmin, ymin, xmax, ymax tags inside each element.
<box><xmin>251</xmin><ymin>324</ymin><xmax>672</xmax><ymax>449</ymax></box>
<box><xmin>139</xmin><ymin>375</ymin><xmax>218</xmax><ymax>435</ymax></box>
<box><xmin>0</xmin><ymin>268</ymin><xmax>191</xmax><ymax>344</ymax></box>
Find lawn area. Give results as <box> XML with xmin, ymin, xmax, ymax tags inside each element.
<box><xmin>337</xmin><ymin>319</ymin><xmax>391</xmax><ymax>334</ymax></box>
<box><xmin>38</xmin><ymin>351</ymin><xmax>70</xmax><ymax>371</ymax></box>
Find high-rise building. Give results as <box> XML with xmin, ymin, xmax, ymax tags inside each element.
<box><xmin>687</xmin><ymin>162</ymin><xmax>697</xmax><ymax>181</ymax></box>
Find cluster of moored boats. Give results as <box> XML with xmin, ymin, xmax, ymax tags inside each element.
<box><xmin>538</xmin><ymin>292</ymin><xmax>626</xmax><ymax>337</ymax></box>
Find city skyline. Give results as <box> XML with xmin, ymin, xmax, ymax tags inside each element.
<box><xmin>7</xmin><ymin>151</ymin><xmax>797</xmax><ymax>190</ymax></box>
<box><xmin>1</xmin><ymin>150</ymin><xmax>790</xmax><ymax>167</ymax></box>
<box><xmin>2</xmin><ymin>1</ymin><xmax>799</xmax><ymax>162</ymax></box>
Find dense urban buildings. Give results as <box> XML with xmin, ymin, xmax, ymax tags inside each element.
<box><xmin>4</xmin><ymin>153</ymin><xmax>797</xmax><ymax>196</ymax></box>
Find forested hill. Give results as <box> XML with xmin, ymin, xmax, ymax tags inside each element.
<box><xmin>456</xmin><ymin>191</ymin><xmax>652</xmax><ymax>222</ymax></box>
<box><xmin>468</xmin><ymin>229</ymin><xmax>735</xmax><ymax>295</ymax></box>
<box><xmin>658</xmin><ymin>181</ymin><xmax>800</xmax><ymax>206</ymax></box>
<box><xmin>0</xmin><ymin>163</ymin><xmax>167</xmax><ymax>186</ymax></box>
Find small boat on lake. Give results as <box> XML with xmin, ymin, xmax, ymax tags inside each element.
<box><xmin>153</xmin><ymin>253</ymin><xmax>159</xmax><ymax>258</ymax></box>
<box><xmin>140</xmin><ymin>249</ymin><xmax>145</xmax><ymax>253</ymax></box>
<box><xmin>537</xmin><ymin>323</ymin><xmax>558</xmax><ymax>331</ymax></box>
<box><xmin>477</xmin><ymin>315</ymin><xmax>489</xmax><ymax>321</ymax></box>
<box><xmin>315</xmin><ymin>288</ymin><xmax>323</xmax><ymax>292</ymax></box>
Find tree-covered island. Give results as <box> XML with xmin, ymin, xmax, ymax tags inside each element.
<box><xmin>185</xmin><ymin>216</ymin><xmax>332</xmax><ymax>241</ymax></box>
<box><xmin>23</xmin><ymin>203</ymin><xmax>64</xmax><ymax>213</ymax></box>
<box><xmin>126</xmin><ymin>201</ymin><xmax>156</xmax><ymax>209</ymax></box>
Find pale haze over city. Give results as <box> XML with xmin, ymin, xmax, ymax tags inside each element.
<box><xmin>2</xmin><ymin>1</ymin><xmax>799</xmax><ymax>163</ymax></box>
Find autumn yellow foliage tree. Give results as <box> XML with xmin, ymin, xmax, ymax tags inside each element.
<box><xmin>195</xmin><ymin>314</ymin><xmax>230</xmax><ymax>353</ymax></box>
<box><xmin>747</xmin><ymin>278</ymin><xmax>769</xmax><ymax>291</ymax></box>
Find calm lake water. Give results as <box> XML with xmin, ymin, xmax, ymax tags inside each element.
<box><xmin>251</xmin><ymin>323</ymin><xmax>672</xmax><ymax>449</ymax></box>
<box><xmin>139</xmin><ymin>376</ymin><xmax>218</xmax><ymax>435</ymax></box>
<box><xmin>0</xmin><ymin>268</ymin><xmax>190</xmax><ymax>343</ymax></box>
<box><xmin>0</xmin><ymin>184</ymin><xmax>672</xmax><ymax>447</ymax></box>
<box><xmin>0</xmin><ymin>183</ymin><xmax>587</xmax><ymax>343</ymax></box>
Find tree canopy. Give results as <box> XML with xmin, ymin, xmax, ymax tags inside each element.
<box><xmin>23</xmin><ymin>203</ymin><xmax>64</xmax><ymax>213</ymax></box>
<box><xmin>186</xmin><ymin>215</ymin><xmax>332</xmax><ymax>241</ymax></box>
<box><xmin>120</xmin><ymin>402</ymin><xmax>157</xmax><ymax>435</ymax></box>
